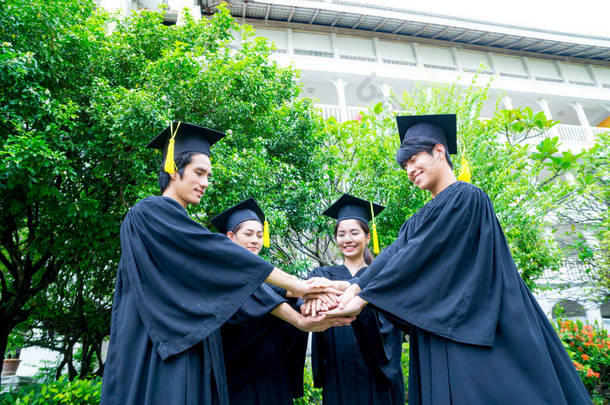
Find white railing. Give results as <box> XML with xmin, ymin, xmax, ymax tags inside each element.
<box><xmin>315</xmin><ymin>104</ymin><xmax>365</xmax><ymax>122</ymax></box>
<box><xmin>314</xmin><ymin>104</ymin><xmax>607</xmax><ymax>148</ymax></box>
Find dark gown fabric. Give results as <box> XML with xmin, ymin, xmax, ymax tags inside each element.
<box><xmin>355</xmin><ymin>181</ymin><xmax>592</xmax><ymax>405</ymax></box>
<box><xmin>308</xmin><ymin>265</ymin><xmax>404</xmax><ymax>405</ymax></box>
<box><xmin>101</xmin><ymin>196</ymin><xmax>275</xmax><ymax>405</ymax></box>
<box><xmin>221</xmin><ymin>283</ymin><xmax>306</xmax><ymax>405</ymax></box>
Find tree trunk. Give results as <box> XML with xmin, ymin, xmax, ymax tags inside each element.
<box><xmin>0</xmin><ymin>323</ymin><xmax>10</xmax><ymax>386</ymax></box>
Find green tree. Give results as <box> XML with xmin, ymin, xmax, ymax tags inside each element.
<box><xmin>304</xmin><ymin>80</ymin><xmax>594</xmax><ymax>289</ymax></box>
<box><xmin>0</xmin><ymin>0</ymin><xmax>325</xmax><ymax>377</ymax></box>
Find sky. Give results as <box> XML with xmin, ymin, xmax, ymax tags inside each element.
<box><xmin>349</xmin><ymin>0</ymin><xmax>610</xmax><ymax>38</ymax></box>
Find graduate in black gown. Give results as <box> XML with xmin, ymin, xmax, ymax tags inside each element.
<box><xmin>301</xmin><ymin>194</ymin><xmax>405</xmax><ymax>405</ymax></box>
<box><xmin>101</xmin><ymin>122</ymin><xmax>343</xmax><ymax>405</ymax></box>
<box><xmin>211</xmin><ymin>199</ymin><xmax>350</xmax><ymax>405</ymax></box>
<box><xmin>327</xmin><ymin>115</ymin><xmax>593</xmax><ymax>404</ymax></box>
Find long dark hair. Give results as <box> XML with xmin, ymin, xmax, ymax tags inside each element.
<box><xmin>334</xmin><ymin>219</ymin><xmax>374</xmax><ymax>265</ymax></box>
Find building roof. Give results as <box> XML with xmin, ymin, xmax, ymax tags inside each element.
<box><xmin>201</xmin><ymin>0</ymin><xmax>610</xmax><ymax>64</ymax></box>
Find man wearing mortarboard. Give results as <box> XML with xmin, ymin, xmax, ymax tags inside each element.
<box><xmin>326</xmin><ymin>114</ymin><xmax>593</xmax><ymax>404</ymax></box>
<box><xmin>100</xmin><ymin>122</ymin><xmax>342</xmax><ymax>405</ymax></box>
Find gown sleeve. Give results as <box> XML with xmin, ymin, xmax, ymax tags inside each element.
<box><xmin>222</xmin><ymin>283</ymin><xmax>287</xmax><ymax>362</ymax></box>
<box><xmin>305</xmin><ymin>266</ymin><xmax>333</xmax><ymax>388</ymax></box>
<box><xmin>351</xmin><ymin>223</ymin><xmax>408</xmax><ymax>289</ymax></box>
<box><xmin>120</xmin><ymin>196</ymin><xmax>275</xmax><ymax>360</ymax></box>
<box><xmin>351</xmin><ymin>306</ymin><xmax>404</xmax><ymax>384</ymax></box>
<box><xmin>358</xmin><ymin>184</ymin><xmax>504</xmax><ymax>347</ymax></box>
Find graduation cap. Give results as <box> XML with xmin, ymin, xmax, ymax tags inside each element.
<box><xmin>323</xmin><ymin>194</ymin><xmax>385</xmax><ymax>254</ymax></box>
<box><xmin>395</xmin><ymin>114</ymin><xmax>457</xmax><ymax>154</ymax></box>
<box><xmin>147</xmin><ymin>121</ymin><xmax>225</xmax><ymax>174</ymax></box>
<box><xmin>211</xmin><ymin>198</ymin><xmax>271</xmax><ymax>248</ymax></box>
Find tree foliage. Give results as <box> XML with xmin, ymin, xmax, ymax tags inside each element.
<box><xmin>305</xmin><ymin>81</ymin><xmax>596</xmax><ymax>290</ymax></box>
<box><xmin>0</xmin><ymin>0</ymin><xmax>324</xmax><ymax>377</ymax></box>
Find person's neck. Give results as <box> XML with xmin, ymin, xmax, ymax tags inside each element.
<box><xmin>429</xmin><ymin>170</ymin><xmax>457</xmax><ymax>198</ymax></box>
<box><xmin>343</xmin><ymin>256</ymin><xmax>367</xmax><ymax>276</ymax></box>
<box><xmin>162</xmin><ymin>188</ymin><xmax>188</xmax><ymax>208</ymax></box>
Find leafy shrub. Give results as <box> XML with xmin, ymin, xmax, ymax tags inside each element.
<box><xmin>555</xmin><ymin>319</ymin><xmax>609</xmax><ymax>404</ymax></box>
<box><xmin>294</xmin><ymin>362</ymin><xmax>323</xmax><ymax>405</ymax></box>
<box><xmin>0</xmin><ymin>376</ymin><xmax>101</xmax><ymax>405</ymax></box>
<box><xmin>401</xmin><ymin>341</ymin><xmax>409</xmax><ymax>402</ymax></box>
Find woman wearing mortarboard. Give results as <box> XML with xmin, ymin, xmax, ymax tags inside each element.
<box><xmin>100</xmin><ymin>122</ymin><xmax>346</xmax><ymax>405</ymax></box>
<box><xmin>211</xmin><ymin>198</ymin><xmax>352</xmax><ymax>405</ymax></box>
<box><xmin>325</xmin><ymin>115</ymin><xmax>593</xmax><ymax>404</ymax></box>
<box><xmin>300</xmin><ymin>194</ymin><xmax>405</xmax><ymax>405</ymax></box>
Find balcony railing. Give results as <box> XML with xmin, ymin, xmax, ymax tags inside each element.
<box><xmin>314</xmin><ymin>104</ymin><xmax>608</xmax><ymax>148</ymax></box>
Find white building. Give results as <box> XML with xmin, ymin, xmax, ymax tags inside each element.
<box><xmin>98</xmin><ymin>0</ymin><xmax>610</xmax><ymax>327</ymax></box>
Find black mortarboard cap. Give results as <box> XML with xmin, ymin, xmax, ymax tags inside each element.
<box><xmin>211</xmin><ymin>198</ymin><xmax>265</xmax><ymax>235</ymax></box>
<box><xmin>395</xmin><ymin>114</ymin><xmax>457</xmax><ymax>154</ymax></box>
<box><xmin>147</xmin><ymin>122</ymin><xmax>225</xmax><ymax>173</ymax></box>
<box><xmin>322</xmin><ymin>194</ymin><xmax>385</xmax><ymax>224</ymax></box>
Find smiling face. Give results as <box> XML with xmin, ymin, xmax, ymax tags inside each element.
<box><xmin>227</xmin><ymin>220</ymin><xmax>264</xmax><ymax>255</ymax></box>
<box><xmin>165</xmin><ymin>153</ymin><xmax>211</xmax><ymax>207</ymax></box>
<box><xmin>335</xmin><ymin>219</ymin><xmax>370</xmax><ymax>261</ymax></box>
<box><xmin>403</xmin><ymin>144</ymin><xmax>446</xmax><ymax>192</ymax></box>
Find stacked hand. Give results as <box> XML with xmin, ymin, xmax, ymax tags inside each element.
<box><xmin>325</xmin><ymin>283</ymin><xmax>368</xmax><ymax>318</ymax></box>
<box><xmin>298</xmin><ymin>280</ymin><xmax>368</xmax><ymax>327</ymax></box>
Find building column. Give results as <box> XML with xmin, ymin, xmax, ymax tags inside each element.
<box><xmin>554</xmin><ymin>61</ymin><xmax>567</xmax><ymax>84</ymax></box>
<box><xmin>332</xmin><ymin>78</ymin><xmax>348</xmax><ymax>122</ymax></box>
<box><xmin>586</xmin><ymin>64</ymin><xmax>602</xmax><ymax>87</ymax></box>
<box><xmin>168</xmin><ymin>0</ymin><xmax>201</xmax><ymax>22</ymax></box>
<box><xmin>380</xmin><ymin>82</ymin><xmax>394</xmax><ymax>110</ymax></box>
<box><xmin>412</xmin><ymin>43</ymin><xmax>422</xmax><ymax>68</ymax></box>
<box><xmin>501</xmin><ymin>95</ymin><xmax>513</xmax><ymax>110</ymax></box>
<box><xmin>537</xmin><ymin>98</ymin><xmax>553</xmax><ymax>119</ymax></box>
<box><xmin>585</xmin><ymin>306</ymin><xmax>604</xmax><ymax>326</ymax></box>
<box><xmin>537</xmin><ymin>98</ymin><xmax>556</xmax><ymax>137</ymax></box>
<box><xmin>331</xmin><ymin>33</ymin><xmax>339</xmax><ymax>60</ymax></box>
<box><xmin>486</xmin><ymin>52</ymin><xmax>497</xmax><ymax>74</ymax></box>
<box><xmin>572</xmin><ymin>102</ymin><xmax>594</xmax><ymax>137</ymax></box>
<box><xmin>99</xmin><ymin>0</ymin><xmax>130</xmax><ymax>14</ymax></box>
<box><xmin>521</xmin><ymin>57</ymin><xmax>534</xmax><ymax>80</ymax></box>
<box><xmin>372</xmin><ymin>37</ymin><xmax>382</xmax><ymax>64</ymax></box>
<box><xmin>450</xmin><ymin>47</ymin><xmax>461</xmax><ymax>72</ymax></box>
<box><xmin>287</xmin><ymin>29</ymin><xmax>294</xmax><ymax>56</ymax></box>
<box><xmin>536</xmin><ymin>298</ymin><xmax>556</xmax><ymax>319</ymax></box>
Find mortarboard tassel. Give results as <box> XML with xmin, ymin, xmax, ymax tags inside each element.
<box><xmin>263</xmin><ymin>219</ymin><xmax>270</xmax><ymax>248</ymax></box>
<box><xmin>457</xmin><ymin>157</ymin><xmax>471</xmax><ymax>183</ymax></box>
<box><xmin>164</xmin><ymin>121</ymin><xmax>182</xmax><ymax>174</ymax></box>
<box><xmin>369</xmin><ymin>202</ymin><xmax>380</xmax><ymax>255</ymax></box>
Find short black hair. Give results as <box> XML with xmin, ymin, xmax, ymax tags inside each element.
<box><xmin>158</xmin><ymin>151</ymin><xmax>196</xmax><ymax>193</ymax></box>
<box><xmin>395</xmin><ymin>138</ymin><xmax>453</xmax><ymax>169</ymax></box>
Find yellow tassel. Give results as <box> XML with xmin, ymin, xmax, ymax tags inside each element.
<box><xmin>457</xmin><ymin>158</ymin><xmax>471</xmax><ymax>183</ymax></box>
<box><xmin>263</xmin><ymin>220</ymin><xmax>270</xmax><ymax>248</ymax></box>
<box><xmin>369</xmin><ymin>202</ymin><xmax>380</xmax><ymax>255</ymax></box>
<box><xmin>163</xmin><ymin>122</ymin><xmax>181</xmax><ymax>174</ymax></box>
<box><xmin>372</xmin><ymin>223</ymin><xmax>380</xmax><ymax>255</ymax></box>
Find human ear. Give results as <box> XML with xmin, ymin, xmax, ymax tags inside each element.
<box><xmin>227</xmin><ymin>231</ymin><xmax>236</xmax><ymax>241</ymax></box>
<box><xmin>434</xmin><ymin>144</ymin><xmax>446</xmax><ymax>159</ymax></box>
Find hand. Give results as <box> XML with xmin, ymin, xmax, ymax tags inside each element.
<box><xmin>337</xmin><ymin>283</ymin><xmax>361</xmax><ymax>309</ymax></box>
<box><xmin>295</xmin><ymin>313</ymin><xmax>355</xmax><ymax>332</ymax></box>
<box><xmin>326</xmin><ymin>295</ymin><xmax>368</xmax><ymax>318</ymax></box>
<box><xmin>301</xmin><ymin>298</ymin><xmax>330</xmax><ymax>317</ymax></box>
<box><xmin>307</xmin><ymin>278</ymin><xmax>351</xmax><ymax>292</ymax></box>
<box><xmin>291</xmin><ymin>279</ymin><xmax>343</xmax><ymax>298</ymax></box>
<box><xmin>302</xmin><ymin>292</ymin><xmax>340</xmax><ymax>307</ymax></box>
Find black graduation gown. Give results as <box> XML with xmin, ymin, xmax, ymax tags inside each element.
<box><xmin>354</xmin><ymin>181</ymin><xmax>592</xmax><ymax>405</ymax></box>
<box><xmin>221</xmin><ymin>283</ymin><xmax>306</xmax><ymax>405</ymax></box>
<box><xmin>101</xmin><ymin>196</ymin><xmax>275</xmax><ymax>405</ymax></box>
<box><xmin>308</xmin><ymin>265</ymin><xmax>404</xmax><ymax>405</ymax></box>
